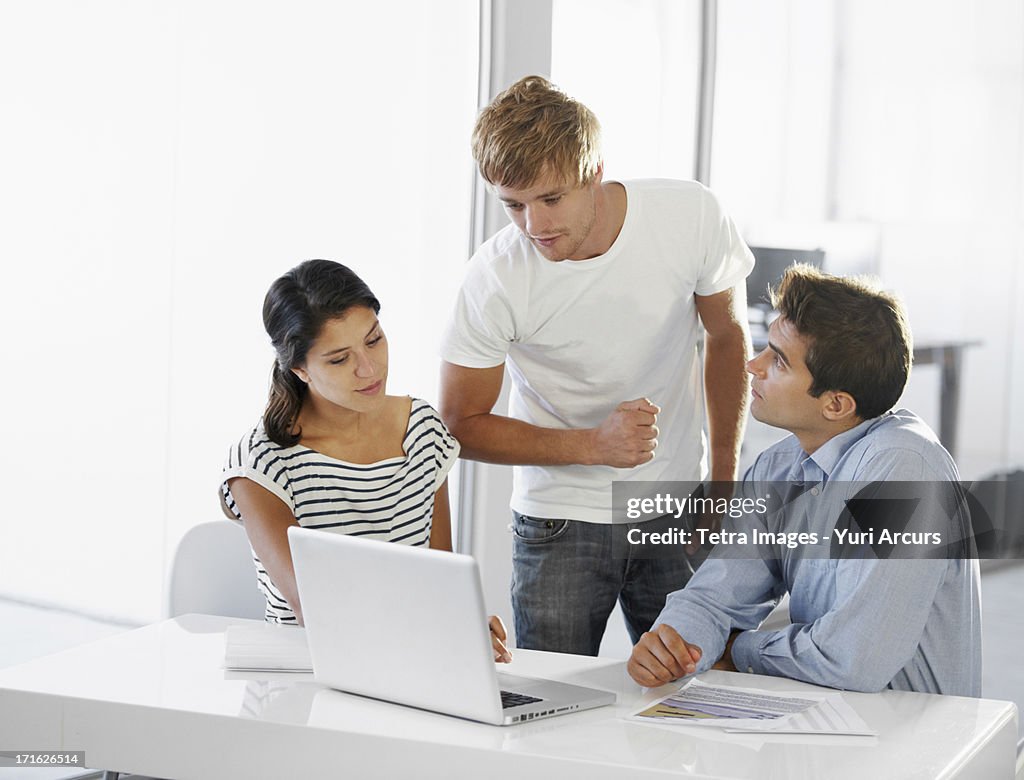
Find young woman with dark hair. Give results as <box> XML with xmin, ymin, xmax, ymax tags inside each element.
<box><xmin>221</xmin><ymin>260</ymin><xmax>510</xmax><ymax>661</ymax></box>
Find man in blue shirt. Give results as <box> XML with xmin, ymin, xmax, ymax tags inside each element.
<box><xmin>628</xmin><ymin>265</ymin><xmax>981</xmax><ymax>696</ymax></box>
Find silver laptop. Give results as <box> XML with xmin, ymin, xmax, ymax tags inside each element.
<box><xmin>288</xmin><ymin>527</ymin><xmax>615</xmax><ymax>725</ymax></box>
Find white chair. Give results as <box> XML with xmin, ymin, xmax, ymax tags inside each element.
<box><xmin>166</xmin><ymin>521</ymin><xmax>267</xmax><ymax>619</ymax></box>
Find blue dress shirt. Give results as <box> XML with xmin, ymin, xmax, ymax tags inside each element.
<box><xmin>655</xmin><ymin>409</ymin><xmax>982</xmax><ymax>696</ymax></box>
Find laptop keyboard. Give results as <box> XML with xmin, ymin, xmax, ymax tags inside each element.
<box><xmin>500</xmin><ymin>690</ymin><xmax>543</xmax><ymax>709</ymax></box>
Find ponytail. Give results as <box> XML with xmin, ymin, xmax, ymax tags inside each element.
<box><xmin>260</xmin><ymin>260</ymin><xmax>380</xmax><ymax>448</ymax></box>
<box><xmin>264</xmin><ymin>361</ymin><xmax>307</xmax><ymax>447</ymax></box>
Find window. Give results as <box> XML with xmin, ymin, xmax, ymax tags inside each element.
<box><xmin>0</xmin><ymin>0</ymin><xmax>479</xmax><ymax>621</ymax></box>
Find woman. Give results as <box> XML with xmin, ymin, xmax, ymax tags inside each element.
<box><xmin>221</xmin><ymin>259</ymin><xmax>510</xmax><ymax>661</ymax></box>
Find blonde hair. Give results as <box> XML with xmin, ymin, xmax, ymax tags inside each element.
<box><xmin>472</xmin><ymin>75</ymin><xmax>601</xmax><ymax>189</ymax></box>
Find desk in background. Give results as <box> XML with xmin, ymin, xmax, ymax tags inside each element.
<box><xmin>0</xmin><ymin>615</ymin><xmax>1015</xmax><ymax>779</ymax></box>
<box><xmin>911</xmin><ymin>340</ymin><xmax>981</xmax><ymax>459</ymax></box>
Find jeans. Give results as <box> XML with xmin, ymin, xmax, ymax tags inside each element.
<box><xmin>510</xmin><ymin>512</ymin><xmax>701</xmax><ymax>656</ymax></box>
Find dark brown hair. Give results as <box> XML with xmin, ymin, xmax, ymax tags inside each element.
<box><xmin>771</xmin><ymin>264</ymin><xmax>912</xmax><ymax>420</ymax></box>
<box><xmin>262</xmin><ymin>260</ymin><xmax>380</xmax><ymax>446</ymax></box>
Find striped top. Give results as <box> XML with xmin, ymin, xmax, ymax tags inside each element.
<box><xmin>221</xmin><ymin>398</ymin><xmax>460</xmax><ymax>623</ymax></box>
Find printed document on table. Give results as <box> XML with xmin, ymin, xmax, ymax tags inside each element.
<box><xmin>224</xmin><ymin>623</ymin><xmax>312</xmax><ymax>672</ymax></box>
<box><xmin>629</xmin><ymin>678</ymin><xmax>876</xmax><ymax>736</ymax></box>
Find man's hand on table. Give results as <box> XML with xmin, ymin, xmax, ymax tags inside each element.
<box><xmin>627</xmin><ymin>624</ymin><xmax>702</xmax><ymax>686</ymax></box>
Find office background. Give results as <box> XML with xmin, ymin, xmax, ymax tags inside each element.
<box><xmin>1</xmin><ymin>0</ymin><xmax>1021</xmax><ymax>712</ymax></box>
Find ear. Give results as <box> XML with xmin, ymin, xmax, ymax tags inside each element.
<box><xmin>821</xmin><ymin>390</ymin><xmax>858</xmax><ymax>424</ymax></box>
<box><xmin>291</xmin><ymin>366</ymin><xmax>310</xmax><ymax>385</ymax></box>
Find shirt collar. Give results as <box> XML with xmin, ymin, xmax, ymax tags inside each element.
<box><xmin>797</xmin><ymin>414</ymin><xmax>885</xmax><ymax>481</ymax></box>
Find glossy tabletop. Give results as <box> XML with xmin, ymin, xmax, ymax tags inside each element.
<box><xmin>0</xmin><ymin>615</ymin><xmax>1016</xmax><ymax>779</ymax></box>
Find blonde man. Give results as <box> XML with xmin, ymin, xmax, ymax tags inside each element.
<box><xmin>440</xmin><ymin>76</ymin><xmax>753</xmax><ymax>655</ymax></box>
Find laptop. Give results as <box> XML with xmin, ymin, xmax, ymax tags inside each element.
<box><xmin>288</xmin><ymin>527</ymin><xmax>616</xmax><ymax>725</ymax></box>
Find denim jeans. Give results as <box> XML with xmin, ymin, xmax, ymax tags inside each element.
<box><xmin>510</xmin><ymin>512</ymin><xmax>700</xmax><ymax>656</ymax></box>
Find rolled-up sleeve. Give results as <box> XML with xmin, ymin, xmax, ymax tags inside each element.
<box><xmin>655</xmin><ymin>555</ymin><xmax>785</xmax><ymax>675</ymax></box>
<box><xmin>729</xmin><ymin>558</ymin><xmax>950</xmax><ymax>691</ymax></box>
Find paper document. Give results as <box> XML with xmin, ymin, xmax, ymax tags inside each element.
<box><xmin>224</xmin><ymin>623</ymin><xmax>312</xmax><ymax>672</ymax></box>
<box><xmin>629</xmin><ymin>678</ymin><xmax>876</xmax><ymax>736</ymax></box>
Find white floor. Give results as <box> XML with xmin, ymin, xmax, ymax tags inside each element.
<box><xmin>0</xmin><ymin>600</ymin><xmax>134</xmax><ymax>669</ymax></box>
<box><xmin>979</xmin><ymin>562</ymin><xmax>1024</xmax><ymax>724</ymax></box>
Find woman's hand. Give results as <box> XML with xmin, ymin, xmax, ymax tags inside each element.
<box><xmin>489</xmin><ymin>615</ymin><xmax>513</xmax><ymax>663</ymax></box>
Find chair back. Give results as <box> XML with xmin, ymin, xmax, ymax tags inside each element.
<box><xmin>166</xmin><ymin>521</ymin><xmax>266</xmax><ymax>619</ymax></box>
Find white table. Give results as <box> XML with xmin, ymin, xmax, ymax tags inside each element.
<box><xmin>0</xmin><ymin>615</ymin><xmax>1016</xmax><ymax>779</ymax></box>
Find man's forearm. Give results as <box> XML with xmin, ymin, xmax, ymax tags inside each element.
<box><xmin>704</xmin><ymin>323</ymin><xmax>751</xmax><ymax>482</ymax></box>
<box><xmin>441</xmin><ymin>359</ymin><xmax>659</xmax><ymax>469</ymax></box>
<box><xmin>449</xmin><ymin>412</ymin><xmax>599</xmax><ymax>466</ymax></box>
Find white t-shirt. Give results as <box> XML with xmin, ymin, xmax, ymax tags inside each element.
<box><xmin>441</xmin><ymin>179</ymin><xmax>753</xmax><ymax>523</ymax></box>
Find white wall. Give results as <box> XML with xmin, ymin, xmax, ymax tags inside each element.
<box><xmin>0</xmin><ymin>1</ymin><xmax>479</xmax><ymax>623</ymax></box>
<box><xmin>552</xmin><ymin>0</ymin><xmax>701</xmax><ymax>182</ymax></box>
<box><xmin>712</xmin><ymin>0</ymin><xmax>1024</xmax><ymax>480</ymax></box>
<box><xmin>714</xmin><ymin>0</ymin><xmax>837</xmax><ymax>222</ymax></box>
<box><xmin>834</xmin><ymin>0</ymin><xmax>1024</xmax><ymax>479</ymax></box>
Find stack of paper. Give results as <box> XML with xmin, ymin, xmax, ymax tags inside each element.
<box><xmin>630</xmin><ymin>678</ymin><xmax>876</xmax><ymax>736</ymax></box>
<box><xmin>224</xmin><ymin>623</ymin><xmax>313</xmax><ymax>672</ymax></box>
